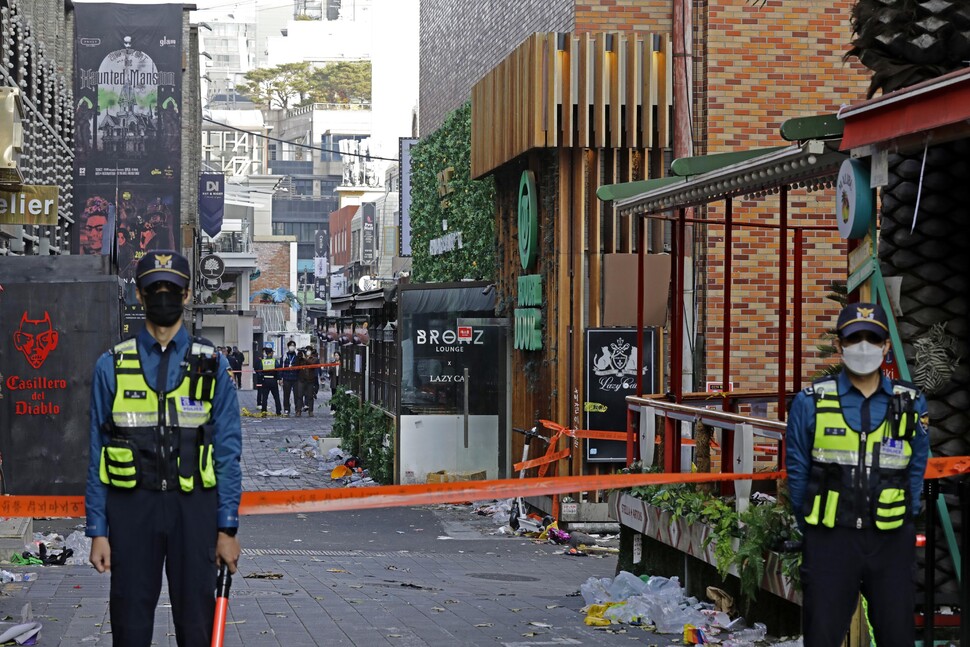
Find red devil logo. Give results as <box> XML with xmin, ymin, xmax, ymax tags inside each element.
<box><xmin>13</xmin><ymin>311</ymin><xmax>59</xmax><ymax>369</ymax></box>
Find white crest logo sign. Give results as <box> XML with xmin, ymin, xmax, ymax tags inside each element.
<box><xmin>592</xmin><ymin>338</ymin><xmax>639</xmax><ymax>377</ymax></box>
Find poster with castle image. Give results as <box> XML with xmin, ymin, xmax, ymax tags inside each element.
<box><xmin>72</xmin><ymin>3</ymin><xmax>182</xmax><ymax>266</ymax></box>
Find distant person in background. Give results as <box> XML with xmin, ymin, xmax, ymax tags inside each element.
<box><xmin>231</xmin><ymin>346</ymin><xmax>244</xmax><ymax>388</ymax></box>
<box><xmin>226</xmin><ymin>347</ymin><xmax>242</xmax><ymax>389</ymax></box>
<box><xmin>255</xmin><ymin>345</ymin><xmax>281</xmax><ymax>415</ymax></box>
<box><xmin>297</xmin><ymin>348</ymin><xmax>319</xmax><ymax>417</ymax></box>
<box><xmin>280</xmin><ymin>341</ymin><xmax>300</xmax><ymax>416</ymax></box>
<box><xmin>307</xmin><ymin>347</ymin><xmax>321</xmax><ymax>402</ymax></box>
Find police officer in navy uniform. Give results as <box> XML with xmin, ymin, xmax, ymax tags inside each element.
<box><xmin>255</xmin><ymin>343</ymin><xmax>282</xmax><ymax>415</ymax></box>
<box><xmin>85</xmin><ymin>250</ymin><xmax>242</xmax><ymax>647</ymax></box>
<box><xmin>787</xmin><ymin>302</ymin><xmax>929</xmax><ymax>647</ymax></box>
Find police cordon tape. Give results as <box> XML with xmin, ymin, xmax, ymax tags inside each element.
<box><xmin>239</xmin><ymin>361</ymin><xmax>339</xmax><ymax>374</ymax></box>
<box><xmin>0</xmin><ymin>456</ymin><xmax>968</xmax><ymax>518</ymax></box>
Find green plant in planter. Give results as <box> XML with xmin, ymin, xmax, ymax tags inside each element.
<box><xmin>329</xmin><ymin>390</ymin><xmax>393</xmax><ymax>484</ymax></box>
<box><xmin>626</xmin><ymin>479</ymin><xmax>801</xmax><ymax>610</ymax></box>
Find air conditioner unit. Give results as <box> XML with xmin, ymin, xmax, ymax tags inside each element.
<box><xmin>0</xmin><ymin>87</ymin><xmax>24</xmax><ymax>187</ymax></box>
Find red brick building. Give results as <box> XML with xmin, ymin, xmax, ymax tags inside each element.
<box><xmin>421</xmin><ymin>0</ymin><xmax>869</xmax><ymax>408</ymax></box>
<box><xmin>329</xmin><ymin>205</ymin><xmax>358</xmax><ymax>268</ymax></box>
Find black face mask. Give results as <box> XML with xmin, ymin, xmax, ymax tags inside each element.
<box><xmin>143</xmin><ymin>289</ymin><xmax>184</xmax><ymax>327</ymax></box>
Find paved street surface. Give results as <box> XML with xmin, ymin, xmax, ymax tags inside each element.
<box><xmin>4</xmin><ymin>389</ymin><xmax>685</xmax><ymax>646</ymax></box>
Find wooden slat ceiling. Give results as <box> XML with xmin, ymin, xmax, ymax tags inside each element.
<box><xmin>471</xmin><ymin>32</ymin><xmax>673</xmax><ymax>179</ymax></box>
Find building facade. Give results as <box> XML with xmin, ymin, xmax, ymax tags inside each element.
<box><xmin>420</xmin><ymin>0</ymin><xmax>868</xmax><ymax>404</ymax></box>
<box><xmin>0</xmin><ymin>0</ymin><xmax>74</xmax><ymax>256</ymax></box>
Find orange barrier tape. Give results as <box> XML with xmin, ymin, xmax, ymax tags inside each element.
<box><xmin>513</xmin><ymin>449</ymin><xmax>571</xmax><ymax>472</ymax></box>
<box><xmin>538</xmin><ymin>419</ymin><xmax>626</xmax><ymax>442</ymax></box>
<box><xmin>240</xmin><ymin>362</ymin><xmax>339</xmax><ymax>374</ymax></box>
<box><xmin>237</xmin><ymin>470</ymin><xmax>786</xmax><ymax>515</ymax></box>
<box><xmin>0</xmin><ymin>456</ymin><xmax>967</xmax><ymax>518</ymax></box>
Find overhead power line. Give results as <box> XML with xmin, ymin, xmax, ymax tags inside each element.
<box><xmin>202</xmin><ymin>115</ymin><xmax>401</xmax><ymax>162</ymax></box>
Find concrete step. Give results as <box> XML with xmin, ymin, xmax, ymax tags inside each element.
<box><xmin>0</xmin><ymin>518</ymin><xmax>32</xmax><ymax>558</ymax></box>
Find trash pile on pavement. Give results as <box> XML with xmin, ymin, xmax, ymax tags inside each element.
<box><xmin>6</xmin><ymin>531</ymin><xmax>90</xmax><ymax>572</ymax></box>
<box><xmin>320</xmin><ymin>445</ymin><xmax>376</xmax><ymax>488</ymax></box>
<box><xmin>468</xmin><ymin>500</ymin><xmax>620</xmax><ymax>556</ymax></box>
<box><xmin>0</xmin><ymin>603</ymin><xmax>41</xmax><ymax>645</ymax></box>
<box><xmin>579</xmin><ymin>571</ymin><xmax>803</xmax><ymax>646</ymax></box>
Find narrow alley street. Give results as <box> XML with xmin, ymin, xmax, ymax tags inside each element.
<box><xmin>9</xmin><ymin>390</ymin><xmax>680</xmax><ymax>646</ymax></box>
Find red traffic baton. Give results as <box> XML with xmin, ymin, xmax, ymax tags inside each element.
<box><xmin>211</xmin><ymin>564</ymin><xmax>232</xmax><ymax>647</ymax></box>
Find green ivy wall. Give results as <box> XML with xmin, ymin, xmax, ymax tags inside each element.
<box><xmin>410</xmin><ymin>102</ymin><xmax>496</xmax><ymax>282</ymax></box>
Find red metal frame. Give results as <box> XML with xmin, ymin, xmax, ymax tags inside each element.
<box><xmin>630</xmin><ymin>193</ymin><xmax>840</xmax><ymax>471</ymax></box>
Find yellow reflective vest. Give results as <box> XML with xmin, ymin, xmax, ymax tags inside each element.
<box><xmin>804</xmin><ymin>378</ymin><xmax>919</xmax><ymax>531</ymax></box>
<box><xmin>100</xmin><ymin>338</ymin><xmax>217</xmax><ymax>492</ymax></box>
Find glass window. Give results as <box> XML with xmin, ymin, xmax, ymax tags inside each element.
<box><xmin>399</xmin><ymin>311</ymin><xmax>503</xmax><ymax>416</ymax></box>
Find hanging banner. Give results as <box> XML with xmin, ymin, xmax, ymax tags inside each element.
<box><xmin>73</xmin><ymin>3</ymin><xmax>183</xmax><ymax>334</ymax></box>
<box><xmin>199</xmin><ymin>173</ymin><xmax>225</xmax><ymax>238</ymax></box>
<box><xmin>399</xmin><ymin>138</ymin><xmax>417</xmax><ymax>257</ymax></box>
<box><xmin>361</xmin><ymin>202</ymin><xmax>376</xmax><ymax>264</ymax></box>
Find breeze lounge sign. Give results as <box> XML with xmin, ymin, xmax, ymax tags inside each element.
<box><xmin>514</xmin><ymin>170</ymin><xmax>542</xmax><ymax>351</ymax></box>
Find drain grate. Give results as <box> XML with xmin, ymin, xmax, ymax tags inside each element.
<box><xmin>466</xmin><ymin>572</ymin><xmax>540</xmax><ymax>582</ymax></box>
<box><xmin>243</xmin><ymin>548</ymin><xmax>432</xmax><ymax>558</ymax></box>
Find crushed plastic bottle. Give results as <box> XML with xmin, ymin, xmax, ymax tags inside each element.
<box><xmin>580</xmin><ymin>576</ymin><xmax>614</xmax><ymax>605</ymax></box>
<box><xmin>604</xmin><ymin>597</ymin><xmax>652</xmax><ymax>625</ymax></box>
<box><xmin>608</xmin><ymin>571</ymin><xmax>649</xmax><ymax>600</ymax></box>
<box><xmin>728</xmin><ymin>622</ymin><xmax>767</xmax><ymax>643</ymax></box>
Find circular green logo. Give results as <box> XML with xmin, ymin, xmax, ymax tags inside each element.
<box><xmin>518</xmin><ymin>170</ymin><xmax>538</xmax><ymax>270</ymax></box>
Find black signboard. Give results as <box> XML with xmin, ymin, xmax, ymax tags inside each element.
<box><xmin>584</xmin><ymin>328</ymin><xmax>656</xmax><ymax>462</ymax></box>
<box><xmin>361</xmin><ymin>202</ymin><xmax>376</xmax><ymax>264</ymax></box>
<box><xmin>0</xmin><ymin>256</ymin><xmax>122</xmax><ymax>495</ymax></box>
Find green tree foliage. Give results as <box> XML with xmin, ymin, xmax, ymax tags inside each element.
<box><xmin>236</xmin><ymin>61</ymin><xmax>371</xmax><ymax>110</ymax></box>
<box><xmin>308</xmin><ymin>61</ymin><xmax>372</xmax><ymax>104</ymax></box>
<box><xmin>410</xmin><ymin>102</ymin><xmax>496</xmax><ymax>282</ymax></box>
<box><xmin>236</xmin><ymin>61</ymin><xmax>313</xmax><ymax>110</ymax></box>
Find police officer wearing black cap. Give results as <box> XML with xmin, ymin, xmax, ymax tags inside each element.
<box><xmin>787</xmin><ymin>302</ymin><xmax>929</xmax><ymax>647</ymax></box>
<box><xmin>85</xmin><ymin>250</ymin><xmax>242</xmax><ymax>646</ymax></box>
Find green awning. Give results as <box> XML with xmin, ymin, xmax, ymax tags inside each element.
<box><xmin>669</xmin><ymin>146</ymin><xmax>786</xmax><ymax>177</ymax></box>
<box><xmin>780</xmin><ymin>113</ymin><xmax>843</xmax><ymax>142</ymax></box>
<box><xmin>596</xmin><ymin>176</ymin><xmax>685</xmax><ymax>202</ymax></box>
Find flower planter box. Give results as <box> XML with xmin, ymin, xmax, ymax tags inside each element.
<box><xmin>610</xmin><ymin>491</ymin><xmax>801</xmax><ymax>604</ymax></box>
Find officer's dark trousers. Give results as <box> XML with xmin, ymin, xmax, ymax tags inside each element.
<box><xmin>801</xmin><ymin>523</ymin><xmax>916</xmax><ymax>647</ymax></box>
<box><xmin>107</xmin><ymin>487</ymin><xmax>218</xmax><ymax>647</ymax></box>
<box><xmin>258</xmin><ymin>382</ymin><xmax>281</xmax><ymax>413</ymax></box>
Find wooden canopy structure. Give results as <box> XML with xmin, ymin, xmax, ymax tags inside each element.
<box><xmin>469</xmin><ymin>32</ymin><xmax>673</xmax><ymax>510</ymax></box>
<box><xmin>471</xmin><ymin>31</ymin><xmax>673</xmax><ymax>179</ymax></box>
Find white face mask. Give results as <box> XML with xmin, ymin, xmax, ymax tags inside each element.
<box><xmin>841</xmin><ymin>341</ymin><xmax>885</xmax><ymax>376</ymax></box>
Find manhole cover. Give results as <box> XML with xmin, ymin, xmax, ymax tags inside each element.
<box><xmin>466</xmin><ymin>572</ymin><xmax>540</xmax><ymax>582</ymax></box>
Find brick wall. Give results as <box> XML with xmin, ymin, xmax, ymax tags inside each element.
<box><xmin>252</xmin><ymin>241</ymin><xmax>295</xmax><ymax>317</ymax></box>
<box><xmin>418</xmin><ymin>0</ymin><xmax>573</xmax><ymax>136</ymax></box>
<box><xmin>574</xmin><ymin>1</ymin><xmax>671</xmax><ymax>33</ymax></box>
<box><xmin>701</xmin><ymin>0</ymin><xmax>869</xmax><ymax>395</ymax></box>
